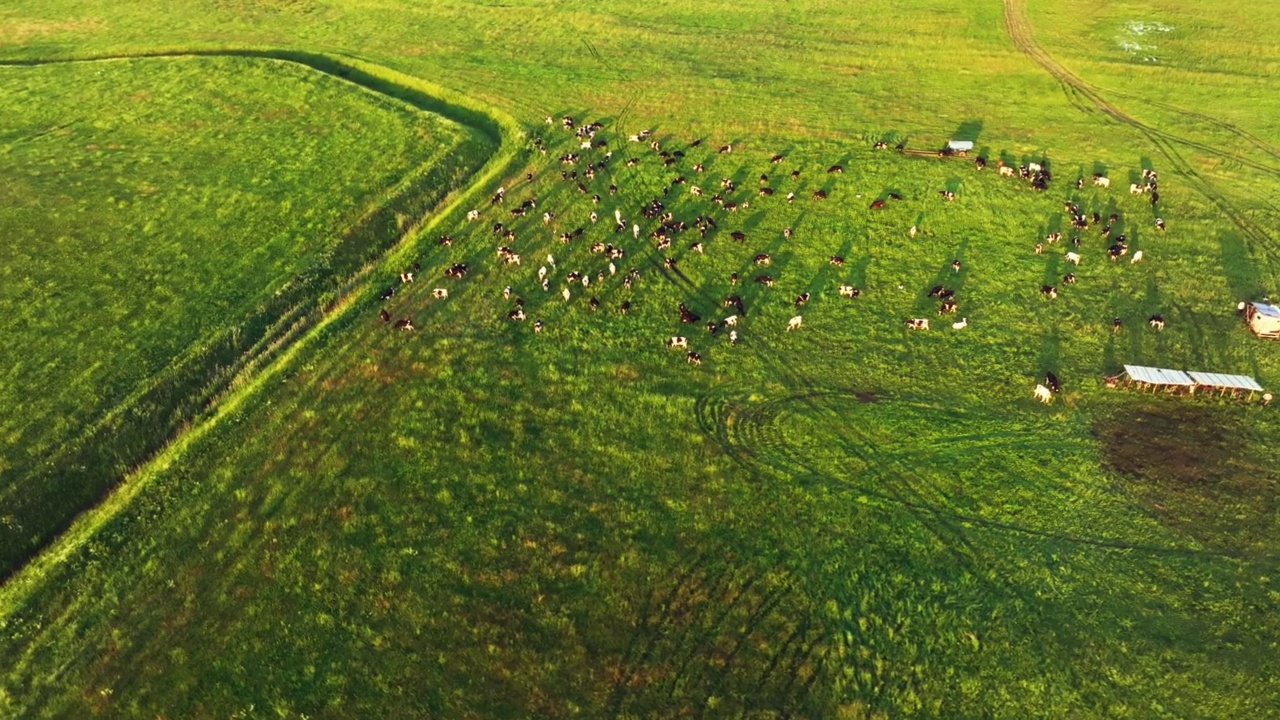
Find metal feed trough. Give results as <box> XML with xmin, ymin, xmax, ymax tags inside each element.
<box><xmin>1119</xmin><ymin>364</ymin><xmax>1266</xmax><ymax>401</ymax></box>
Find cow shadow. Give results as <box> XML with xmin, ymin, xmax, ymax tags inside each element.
<box><xmin>1039</xmin><ymin>328</ymin><xmax>1061</xmax><ymax>378</ymax></box>
<box><xmin>1219</xmin><ymin>231</ymin><xmax>1265</xmax><ymax>302</ymax></box>
<box><xmin>951</xmin><ymin>119</ymin><xmax>984</xmax><ymax>144</ymax></box>
<box><xmin>1042</xmin><ymin>253</ymin><xmax>1062</xmax><ymax>288</ymax></box>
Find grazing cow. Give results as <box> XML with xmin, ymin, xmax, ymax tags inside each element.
<box><xmin>771</xmin><ymin>154</ymin><xmax>785</xmax><ymax>163</ymax></box>
<box><xmin>975</xmin><ymin>157</ymin><xmax>986</xmax><ymax>170</ymax></box>
<box><xmin>466</xmin><ymin>209</ymin><xmax>480</xmax><ymax>221</ymax></box>
<box><xmin>690</xmin><ymin>242</ymin><xmax>704</xmax><ymax>254</ymax></box>
<box><xmin>1035</xmin><ymin>243</ymin><xmax>1045</xmax><ymax>255</ymax></box>
<box><xmin>534</xmin><ymin>320</ymin><xmax>544</xmax><ymax>333</ymax></box>
<box><xmin>719</xmin><ymin>144</ymin><xmax>733</xmax><ymax>153</ymax></box>
<box><xmin>1109</xmin><ymin>243</ymin><xmax>1129</xmax><ymax>260</ymax></box>
<box><xmin>1131</xmin><ymin>250</ymin><xmax>1144</xmax><ymax>264</ymax></box>
<box><xmin>1149</xmin><ymin>315</ymin><xmax>1165</xmax><ymax>330</ymax></box>
<box><xmin>1041</xmin><ymin>285</ymin><xmax>1059</xmax><ymax>299</ymax></box>
<box><xmin>952</xmin><ymin>317</ymin><xmax>968</xmax><ymax>330</ymax></box>
<box><xmin>562</xmin><ymin>287</ymin><xmax>571</xmax><ymax>302</ymax></box>
<box><xmin>1065</xmin><ymin>252</ymin><xmax>1081</xmax><ymax>265</ymax></box>
<box><xmin>952</xmin><ymin>260</ymin><xmax>962</xmax><ymax>273</ymax></box>
<box><xmin>888</xmin><ymin>192</ymin><xmax>904</xmax><ymax>201</ymax></box>
<box><xmin>754</xmin><ymin>253</ymin><xmax>772</xmax><ymax>266</ymax></box>
<box><xmin>1150</xmin><ymin>191</ymin><xmax>1160</xmax><ymax>205</ymax></box>
<box><xmin>999</xmin><ymin>166</ymin><xmax>1016</xmax><ymax>177</ymax></box>
<box><xmin>813</xmin><ymin>189</ymin><xmax>828</xmax><ymax>200</ymax></box>
<box><xmin>1130</xmin><ymin>183</ymin><xmax>1146</xmax><ymax>195</ymax></box>
<box><xmin>508</xmin><ymin>308</ymin><xmax>526</xmax><ymax>322</ymax></box>
<box><xmin>379</xmin><ymin>286</ymin><xmax>396</xmax><ymax>301</ymax></box>
<box><xmin>759</xmin><ymin>187</ymin><xmax>775</xmax><ymax>197</ymax></box>
<box><xmin>729</xmin><ymin>330</ymin><xmax>739</xmax><ymax>345</ymax></box>
<box><xmin>667</xmin><ymin>336</ymin><xmax>689</xmax><ymax>349</ymax></box>
<box><xmin>839</xmin><ymin>285</ymin><xmax>860</xmax><ymax>298</ymax></box>
<box><xmin>690</xmin><ymin>185</ymin><xmax>702</xmax><ymax>196</ymax></box>
<box><xmin>783</xmin><ymin>227</ymin><xmax>793</xmax><ymax>238</ymax></box>
<box><xmin>706</xmin><ymin>320</ymin><xmax>719</xmax><ymax>335</ymax></box>
<box><xmin>620</xmin><ymin>301</ymin><xmax>631</xmax><ymax>315</ymax></box>
<box><xmin>400</xmin><ymin>272</ymin><xmax>414</xmax><ymax>284</ymax></box>
<box><xmin>1063</xmin><ymin>273</ymin><xmax>1077</xmax><ymax>284</ymax></box>
<box><xmin>828</xmin><ymin>164</ymin><xmax>844</xmax><ymax>174</ymax></box>
<box><xmin>679</xmin><ymin>303</ymin><xmax>701</xmax><ymax>324</ymax></box>
<box><xmin>1113</xmin><ymin>317</ymin><xmax>1123</xmax><ymax>333</ymax></box>
<box><xmin>1034</xmin><ymin>384</ymin><xmax>1053</xmax><ymax>404</ymax></box>
<box><xmin>755</xmin><ymin>275</ymin><xmax>775</xmax><ymax>287</ymax></box>
<box><xmin>432</xmin><ymin>288</ymin><xmax>449</xmax><ymax>299</ymax></box>
<box><xmin>379</xmin><ymin>308</ymin><xmax>391</xmax><ymax>323</ymax></box>
<box><xmin>791</xmin><ymin>170</ymin><xmax>801</xmax><ymax>181</ymax></box>
<box><xmin>787</xmin><ymin>315</ymin><xmax>804</xmax><ymax>331</ymax></box>
<box><xmin>730</xmin><ymin>272</ymin><xmax>739</xmax><ymax>285</ymax></box>
<box><xmin>664</xmin><ymin>257</ymin><xmax>678</xmax><ymax>270</ymax></box>
<box><xmin>830</xmin><ymin>256</ymin><xmax>846</xmax><ymax>266</ymax></box>
<box><xmin>873</xmin><ymin>141</ymin><xmax>889</xmax><ymax>150</ymax></box>
<box><xmin>940</xmin><ymin>190</ymin><xmax>956</xmax><ymax>201</ymax></box>
<box><xmin>395</xmin><ymin>317</ymin><xmax>416</xmax><ymax>332</ymax></box>
<box><xmin>1046</xmin><ymin>232</ymin><xmax>1062</xmax><ymax>244</ymax></box>
<box><xmin>1155</xmin><ymin>217</ymin><xmax>1165</xmax><ymax>231</ymax></box>
<box><xmin>906</xmin><ymin>318</ymin><xmax>930</xmax><ymax>330</ymax></box>
<box><xmin>795</xmin><ymin>292</ymin><xmax>811</xmax><ymax>307</ymax></box>
<box><xmin>870</xmin><ymin>199</ymin><xmax>887</xmax><ymax>209</ymax></box>
<box><xmin>909</xmin><ymin>225</ymin><xmax>918</xmax><ymax>238</ymax></box>
<box><xmin>687</xmin><ymin>351</ymin><xmax>703</xmax><ymax>365</ymax></box>
<box><xmin>1028</xmin><ymin>162</ymin><xmax>1043</xmax><ymax>173</ymax></box>
<box><xmin>1263</xmin><ymin>392</ymin><xmax>1273</xmax><ymax>406</ymax></box>
<box><xmin>1045</xmin><ymin>372</ymin><xmax>1061</xmax><ymax>394</ymax></box>
<box><xmin>928</xmin><ymin>285</ymin><xmax>949</xmax><ymax>298</ymax></box>
<box><xmin>693</xmin><ymin>163</ymin><xmax>705</xmax><ymax>173</ymax></box>
<box><xmin>1093</xmin><ymin>175</ymin><xmax>1110</xmax><ymax>188</ymax></box>
<box><xmin>939</xmin><ymin>300</ymin><xmax>958</xmax><ymax>314</ymax></box>
<box><xmin>731</xmin><ymin>231</ymin><xmax>747</xmax><ymax>242</ymax></box>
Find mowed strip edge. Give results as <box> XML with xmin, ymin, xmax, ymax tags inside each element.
<box><xmin>0</xmin><ymin>50</ymin><xmax>525</xmax><ymax>617</ymax></box>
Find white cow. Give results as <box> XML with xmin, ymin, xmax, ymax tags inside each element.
<box><xmin>1130</xmin><ymin>250</ymin><xmax>1144</xmax><ymax>264</ymax></box>
<box><xmin>787</xmin><ymin>315</ymin><xmax>803</xmax><ymax>331</ymax></box>
<box><xmin>999</xmin><ymin>166</ymin><xmax>1015</xmax><ymax>177</ymax></box>
<box><xmin>909</xmin><ymin>225</ymin><xmax>919</xmax><ymax>238</ymax></box>
<box><xmin>538</xmin><ymin>266</ymin><xmax>548</xmax><ymax>281</ymax></box>
<box><xmin>1093</xmin><ymin>176</ymin><xmax>1110</xmax><ymax>188</ymax></box>
<box><xmin>1065</xmin><ymin>252</ymin><xmax>1081</xmax><ymax>265</ymax></box>
<box><xmin>1034</xmin><ymin>384</ymin><xmax>1053</xmax><ymax>404</ymax></box>
<box><xmin>838</xmin><ymin>285</ymin><xmax>858</xmax><ymax>298</ymax></box>
<box><xmin>562</xmin><ymin>287</ymin><xmax>571</xmax><ymax>301</ymax></box>
<box><xmin>952</xmin><ymin>317</ymin><xmax>968</xmax><ymax>330</ymax></box>
<box><xmin>466</xmin><ymin>210</ymin><xmax>480</xmax><ymax>221</ymax></box>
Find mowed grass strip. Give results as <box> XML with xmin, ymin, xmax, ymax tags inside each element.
<box><xmin>0</xmin><ymin>54</ymin><xmax>482</xmax><ymax>574</ymax></box>
<box><xmin>1</xmin><ymin>115</ymin><xmax>1277</xmax><ymax>717</ymax></box>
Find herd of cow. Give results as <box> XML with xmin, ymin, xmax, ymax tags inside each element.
<box><xmin>375</xmin><ymin>114</ymin><xmax>1170</xmax><ymax>404</ymax></box>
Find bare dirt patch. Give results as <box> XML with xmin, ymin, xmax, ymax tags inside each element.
<box><xmin>1096</xmin><ymin>403</ymin><xmax>1278</xmax><ymax>554</ymax></box>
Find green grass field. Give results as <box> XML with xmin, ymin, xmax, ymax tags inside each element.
<box><xmin>1</xmin><ymin>0</ymin><xmax>1279</xmax><ymax>717</ymax></box>
<box><xmin>0</xmin><ymin>54</ymin><xmax>490</xmax><ymax>574</ymax></box>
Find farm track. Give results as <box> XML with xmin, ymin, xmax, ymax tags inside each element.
<box><xmin>694</xmin><ymin>371</ymin><xmax>1254</xmax><ymax>561</ymax></box>
<box><xmin>1002</xmin><ymin>0</ymin><xmax>1280</xmax><ymax>280</ymax></box>
<box><xmin>0</xmin><ymin>50</ymin><xmax>520</xmax><ymax>607</ymax></box>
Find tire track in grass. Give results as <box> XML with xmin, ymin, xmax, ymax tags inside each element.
<box><xmin>1001</xmin><ymin>0</ymin><xmax>1280</xmax><ymax>285</ymax></box>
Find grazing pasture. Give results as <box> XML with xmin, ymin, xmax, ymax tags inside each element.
<box><xmin>0</xmin><ymin>0</ymin><xmax>1279</xmax><ymax>718</ymax></box>
<box><xmin>0</xmin><ymin>55</ymin><xmax>487</xmax><ymax>574</ymax></box>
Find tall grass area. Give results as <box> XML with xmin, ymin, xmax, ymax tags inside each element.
<box><xmin>0</xmin><ymin>54</ymin><xmax>489</xmax><ymax>575</ymax></box>
<box><xmin>0</xmin><ymin>0</ymin><xmax>1278</xmax><ymax>716</ymax></box>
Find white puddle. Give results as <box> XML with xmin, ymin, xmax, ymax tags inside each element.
<box><xmin>1116</xmin><ymin>20</ymin><xmax>1173</xmax><ymax>62</ymax></box>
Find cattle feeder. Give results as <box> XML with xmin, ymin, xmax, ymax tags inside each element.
<box><xmin>1111</xmin><ymin>364</ymin><xmax>1267</xmax><ymax>402</ymax></box>
<box><xmin>1245</xmin><ymin>301</ymin><xmax>1280</xmax><ymax>339</ymax></box>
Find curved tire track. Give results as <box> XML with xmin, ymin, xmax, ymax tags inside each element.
<box><xmin>1002</xmin><ymin>0</ymin><xmax>1279</xmax><ymax>280</ymax></box>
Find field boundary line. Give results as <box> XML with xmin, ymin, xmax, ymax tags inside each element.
<box><xmin>0</xmin><ymin>49</ymin><xmax>526</xmax><ymax>617</ymax></box>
